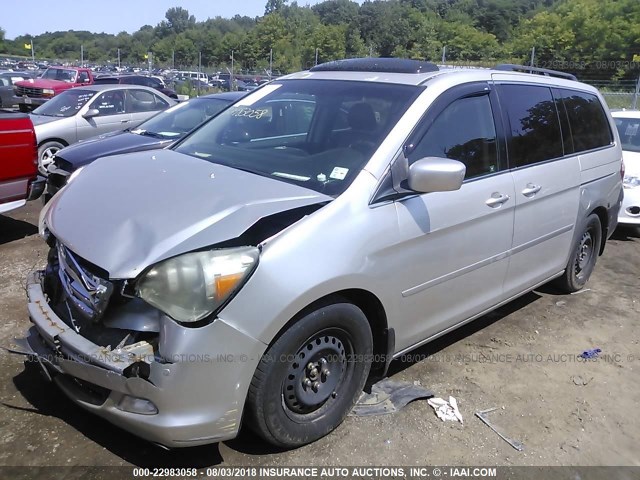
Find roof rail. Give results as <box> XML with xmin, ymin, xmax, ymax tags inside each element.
<box><xmin>310</xmin><ymin>58</ymin><xmax>439</xmax><ymax>74</ymax></box>
<box><xmin>494</xmin><ymin>64</ymin><xmax>577</xmax><ymax>81</ymax></box>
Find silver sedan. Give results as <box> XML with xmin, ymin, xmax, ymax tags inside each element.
<box><xmin>31</xmin><ymin>84</ymin><xmax>175</xmax><ymax>174</ymax></box>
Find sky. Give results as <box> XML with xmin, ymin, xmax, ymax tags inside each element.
<box><xmin>1</xmin><ymin>0</ymin><xmax>344</xmax><ymax>40</ymax></box>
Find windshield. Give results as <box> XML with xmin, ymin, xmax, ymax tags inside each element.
<box><xmin>32</xmin><ymin>89</ymin><xmax>95</xmax><ymax>117</ymax></box>
<box><xmin>174</xmin><ymin>79</ymin><xmax>420</xmax><ymax>196</ymax></box>
<box><xmin>41</xmin><ymin>68</ymin><xmax>78</xmax><ymax>83</ymax></box>
<box><xmin>614</xmin><ymin>116</ymin><xmax>640</xmax><ymax>153</ymax></box>
<box><xmin>132</xmin><ymin>97</ymin><xmax>232</xmax><ymax>139</ymax></box>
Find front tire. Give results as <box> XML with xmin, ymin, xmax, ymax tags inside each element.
<box><xmin>37</xmin><ymin>141</ymin><xmax>64</xmax><ymax>176</ymax></box>
<box><xmin>555</xmin><ymin>213</ymin><xmax>602</xmax><ymax>293</ymax></box>
<box><xmin>246</xmin><ymin>302</ymin><xmax>373</xmax><ymax>448</ymax></box>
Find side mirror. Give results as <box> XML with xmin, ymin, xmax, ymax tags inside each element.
<box><xmin>408</xmin><ymin>157</ymin><xmax>466</xmax><ymax>193</ymax></box>
<box><xmin>83</xmin><ymin>108</ymin><xmax>100</xmax><ymax>119</ymax></box>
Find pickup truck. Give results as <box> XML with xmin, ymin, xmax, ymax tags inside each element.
<box><xmin>0</xmin><ymin>112</ymin><xmax>43</xmax><ymax>214</ymax></box>
<box><xmin>14</xmin><ymin>66</ymin><xmax>94</xmax><ymax>112</ymax></box>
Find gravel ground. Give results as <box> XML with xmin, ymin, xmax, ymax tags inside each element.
<box><xmin>1</xmin><ymin>201</ymin><xmax>639</xmax><ymax>473</ymax></box>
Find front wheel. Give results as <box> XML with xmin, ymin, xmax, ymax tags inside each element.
<box><xmin>555</xmin><ymin>213</ymin><xmax>602</xmax><ymax>293</ymax></box>
<box><xmin>246</xmin><ymin>302</ymin><xmax>373</xmax><ymax>448</ymax></box>
<box><xmin>37</xmin><ymin>141</ymin><xmax>64</xmax><ymax>176</ymax></box>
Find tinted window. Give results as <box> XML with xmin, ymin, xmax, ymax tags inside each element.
<box><xmin>560</xmin><ymin>90</ymin><xmax>613</xmax><ymax>152</ymax></box>
<box><xmin>408</xmin><ymin>94</ymin><xmax>499</xmax><ymax>179</ymax></box>
<box><xmin>499</xmin><ymin>85</ymin><xmax>563</xmax><ymax>167</ymax></box>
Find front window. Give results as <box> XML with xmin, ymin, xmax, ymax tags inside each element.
<box><xmin>132</xmin><ymin>97</ymin><xmax>232</xmax><ymax>139</ymax></box>
<box><xmin>614</xmin><ymin>117</ymin><xmax>640</xmax><ymax>153</ymax></box>
<box><xmin>32</xmin><ymin>89</ymin><xmax>96</xmax><ymax>117</ymax></box>
<box><xmin>174</xmin><ymin>79</ymin><xmax>420</xmax><ymax>196</ymax></box>
<box><xmin>40</xmin><ymin>68</ymin><xmax>78</xmax><ymax>83</ymax></box>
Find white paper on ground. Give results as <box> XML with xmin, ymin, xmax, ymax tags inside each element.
<box><xmin>427</xmin><ymin>396</ymin><xmax>463</xmax><ymax>424</ymax></box>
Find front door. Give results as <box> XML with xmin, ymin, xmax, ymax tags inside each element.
<box><xmin>77</xmin><ymin>90</ymin><xmax>131</xmax><ymax>140</ymax></box>
<box><xmin>389</xmin><ymin>83</ymin><xmax>516</xmax><ymax>351</ymax></box>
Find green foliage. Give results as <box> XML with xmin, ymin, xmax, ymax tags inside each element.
<box><xmin>0</xmin><ymin>0</ymin><xmax>638</xmax><ymax>82</ymax></box>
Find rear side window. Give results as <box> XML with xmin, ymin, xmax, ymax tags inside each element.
<box><xmin>407</xmin><ymin>94</ymin><xmax>499</xmax><ymax>179</ymax></box>
<box><xmin>560</xmin><ymin>89</ymin><xmax>613</xmax><ymax>152</ymax></box>
<box><xmin>498</xmin><ymin>84</ymin><xmax>563</xmax><ymax>167</ymax></box>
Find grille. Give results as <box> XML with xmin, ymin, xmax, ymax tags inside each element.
<box><xmin>15</xmin><ymin>85</ymin><xmax>44</xmax><ymax>98</ymax></box>
<box><xmin>56</xmin><ymin>243</ymin><xmax>114</xmax><ymax>322</ymax></box>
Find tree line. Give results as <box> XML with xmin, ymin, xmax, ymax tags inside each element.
<box><xmin>1</xmin><ymin>0</ymin><xmax>639</xmax><ymax>81</ymax></box>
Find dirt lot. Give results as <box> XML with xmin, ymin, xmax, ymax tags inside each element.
<box><xmin>1</xmin><ymin>201</ymin><xmax>639</xmax><ymax>471</ymax></box>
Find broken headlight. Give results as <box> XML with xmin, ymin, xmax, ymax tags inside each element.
<box><xmin>137</xmin><ymin>247</ymin><xmax>259</xmax><ymax>323</ymax></box>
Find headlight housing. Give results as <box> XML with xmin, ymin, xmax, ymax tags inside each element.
<box><xmin>623</xmin><ymin>175</ymin><xmax>640</xmax><ymax>189</ymax></box>
<box><xmin>42</xmin><ymin>88</ymin><xmax>55</xmax><ymax>96</ymax></box>
<box><xmin>137</xmin><ymin>246</ymin><xmax>259</xmax><ymax>323</ymax></box>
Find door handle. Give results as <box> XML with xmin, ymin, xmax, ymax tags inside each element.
<box><xmin>120</xmin><ymin>119</ymin><xmax>130</xmax><ymax>123</ymax></box>
<box><xmin>521</xmin><ymin>183</ymin><xmax>542</xmax><ymax>197</ymax></box>
<box><xmin>485</xmin><ymin>193</ymin><xmax>510</xmax><ymax>208</ymax></box>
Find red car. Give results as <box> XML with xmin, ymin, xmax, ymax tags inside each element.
<box><xmin>0</xmin><ymin>113</ymin><xmax>43</xmax><ymax>214</ymax></box>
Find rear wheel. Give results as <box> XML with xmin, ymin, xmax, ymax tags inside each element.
<box><xmin>246</xmin><ymin>302</ymin><xmax>372</xmax><ymax>448</ymax></box>
<box><xmin>555</xmin><ymin>214</ymin><xmax>602</xmax><ymax>293</ymax></box>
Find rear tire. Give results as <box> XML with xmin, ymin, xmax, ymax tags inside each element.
<box><xmin>246</xmin><ymin>302</ymin><xmax>372</xmax><ymax>448</ymax></box>
<box><xmin>555</xmin><ymin>214</ymin><xmax>602</xmax><ymax>293</ymax></box>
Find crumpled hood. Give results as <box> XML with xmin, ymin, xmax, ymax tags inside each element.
<box><xmin>56</xmin><ymin>131</ymin><xmax>173</xmax><ymax>169</ymax></box>
<box><xmin>46</xmin><ymin>149</ymin><xmax>331</xmax><ymax>279</ymax></box>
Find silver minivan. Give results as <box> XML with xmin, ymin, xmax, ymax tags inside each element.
<box><xmin>14</xmin><ymin>59</ymin><xmax>623</xmax><ymax>448</ymax></box>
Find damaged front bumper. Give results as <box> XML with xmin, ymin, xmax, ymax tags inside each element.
<box><xmin>11</xmin><ymin>271</ymin><xmax>266</xmax><ymax>448</ymax></box>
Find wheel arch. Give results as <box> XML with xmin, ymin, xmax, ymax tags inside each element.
<box><xmin>38</xmin><ymin>138</ymin><xmax>69</xmax><ymax>148</ymax></box>
<box><xmin>589</xmin><ymin>205</ymin><xmax>608</xmax><ymax>255</ymax></box>
<box><xmin>265</xmin><ymin>288</ymin><xmax>392</xmax><ymax>379</ymax></box>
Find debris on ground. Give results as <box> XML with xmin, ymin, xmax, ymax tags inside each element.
<box><xmin>570</xmin><ymin>288</ymin><xmax>591</xmax><ymax>295</ymax></box>
<box><xmin>571</xmin><ymin>375</ymin><xmax>593</xmax><ymax>386</ymax></box>
<box><xmin>579</xmin><ymin>348</ymin><xmax>601</xmax><ymax>359</ymax></box>
<box><xmin>427</xmin><ymin>396</ymin><xmax>463</xmax><ymax>423</ymax></box>
<box><xmin>350</xmin><ymin>378</ymin><xmax>434</xmax><ymax>417</ymax></box>
<box><xmin>476</xmin><ymin>407</ymin><xmax>524</xmax><ymax>451</ymax></box>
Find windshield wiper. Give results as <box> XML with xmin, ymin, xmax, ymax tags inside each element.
<box><xmin>132</xmin><ymin>129</ymin><xmax>169</xmax><ymax>139</ymax></box>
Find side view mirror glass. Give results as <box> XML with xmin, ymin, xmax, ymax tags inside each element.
<box><xmin>408</xmin><ymin>157</ymin><xmax>466</xmax><ymax>193</ymax></box>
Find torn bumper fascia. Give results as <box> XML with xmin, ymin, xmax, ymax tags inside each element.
<box><xmin>13</xmin><ymin>271</ymin><xmax>267</xmax><ymax>447</ymax></box>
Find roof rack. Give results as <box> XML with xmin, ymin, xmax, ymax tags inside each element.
<box><xmin>310</xmin><ymin>58</ymin><xmax>439</xmax><ymax>74</ymax></box>
<box><xmin>495</xmin><ymin>64</ymin><xmax>577</xmax><ymax>81</ymax></box>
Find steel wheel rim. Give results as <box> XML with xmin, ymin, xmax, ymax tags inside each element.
<box><xmin>282</xmin><ymin>328</ymin><xmax>353</xmax><ymax>416</ymax></box>
<box><xmin>574</xmin><ymin>230</ymin><xmax>594</xmax><ymax>277</ymax></box>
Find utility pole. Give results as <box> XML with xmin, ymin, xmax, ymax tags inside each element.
<box><xmin>172</xmin><ymin>49</ymin><xmax>175</xmax><ymax>70</ymax></box>
<box><xmin>530</xmin><ymin>46</ymin><xmax>536</xmax><ymax>68</ymax></box>
<box><xmin>81</xmin><ymin>45</ymin><xmax>84</xmax><ymax>66</ymax></box>
<box><xmin>315</xmin><ymin>48</ymin><xmax>319</xmax><ymax>66</ymax></box>
<box><xmin>442</xmin><ymin>46</ymin><xmax>446</xmax><ymax>64</ymax></box>
<box><xmin>117</xmin><ymin>48</ymin><xmax>121</xmax><ymax>69</ymax></box>
<box><xmin>633</xmin><ymin>74</ymin><xmax>640</xmax><ymax>110</ymax></box>
<box><xmin>31</xmin><ymin>40</ymin><xmax>35</xmax><ymax>63</ymax></box>
<box><xmin>231</xmin><ymin>50</ymin><xmax>235</xmax><ymax>91</ymax></box>
<box><xmin>197</xmin><ymin>51</ymin><xmax>202</xmax><ymax>97</ymax></box>
<box><xmin>269</xmin><ymin>48</ymin><xmax>273</xmax><ymax>78</ymax></box>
